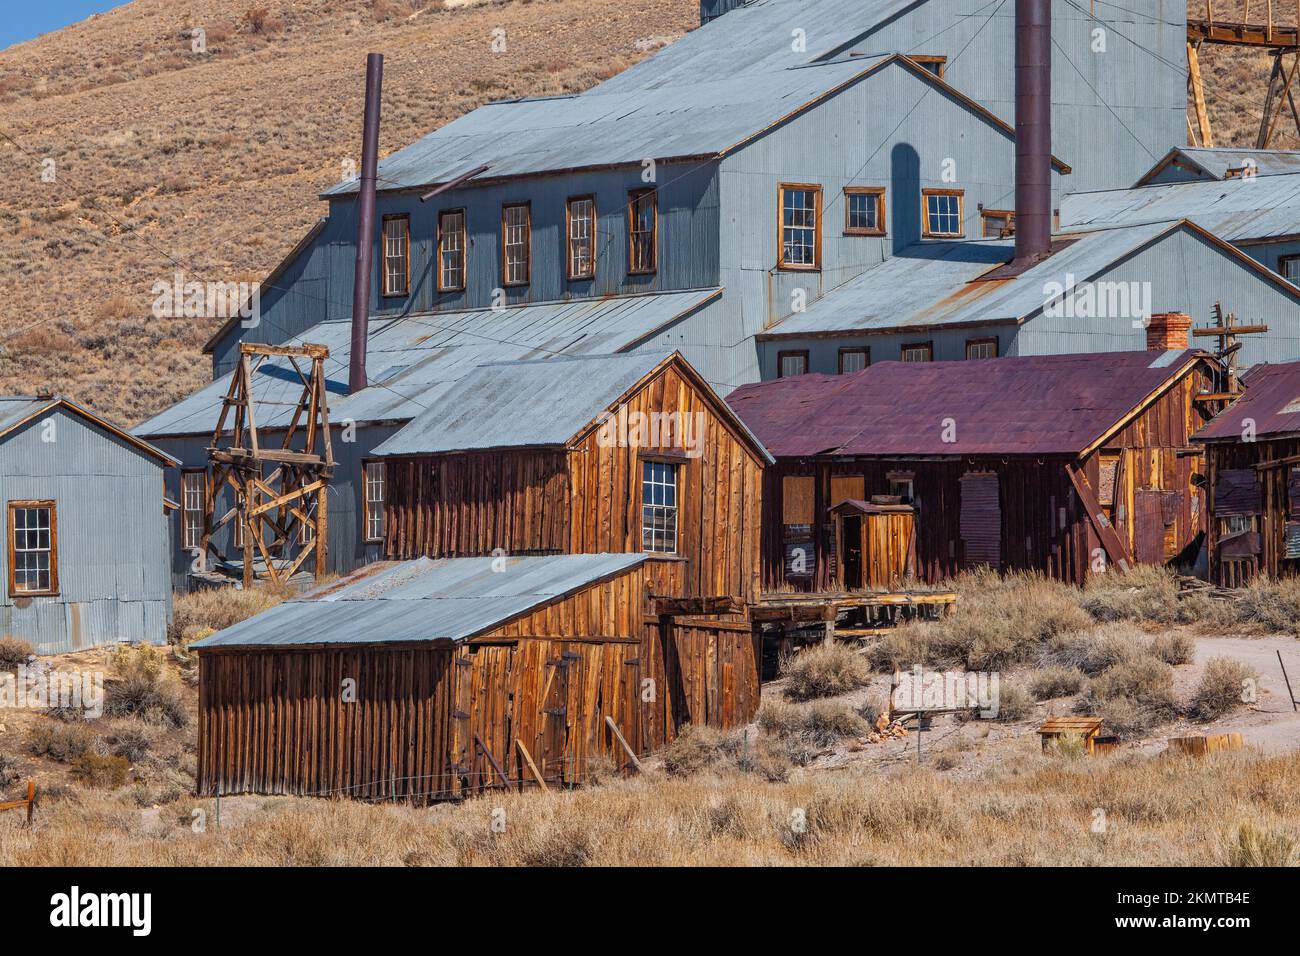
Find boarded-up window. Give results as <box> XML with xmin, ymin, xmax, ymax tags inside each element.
<box><xmin>959</xmin><ymin>471</ymin><xmax>1000</xmax><ymax>569</ymax></box>
<box><xmin>830</xmin><ymin>475</ymin><xmax>865</xmax><ymax>508</ymax></box>
<box><xmin>1096</xmin><ymin>452</ymin><xmax>1121</xmax><ymax>508</ymax></box>
<box><xmin>782</xmin><ymin>476</ymin><xmax>815</xmax><ymax>526</ymax></box>
<box><xmin>1215</xmin><ymin>469</ymin><xmax>1262</xmax><ymax>516</ymax></box>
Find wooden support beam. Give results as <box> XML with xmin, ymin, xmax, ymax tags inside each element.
<box><xmin>474</xmin><ymin>733</ymin><xmax>510</xmax><ymax>789</ymax></box>
<box><xmin>604</xmin><ymin>717</ymin><xmax>644</xmax><ymax>774</ymax></box>
<box><xmin>515</xmin><ymin>740</ymin><xmax>549</xmax><ymax>793</ymax></box>
<box><xmin>1067</xmin><ymin>465</ymin><xmax>1134</xmax><ymax>572</ymax></box>
<box><xmin>650</xmin><ymin>595</ymin><xmax>744</xmax><ymax>616</ymax></box>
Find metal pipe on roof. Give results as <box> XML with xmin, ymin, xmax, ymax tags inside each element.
<box><xmin>1013</xmin><ymin>0</ymin><xmax>1052</xmax><ymax>267</ymax></box>
<box><xmin>350</xmin><ymin>53</ymin><xmax>384</xmax><ymax>395</ymax></box>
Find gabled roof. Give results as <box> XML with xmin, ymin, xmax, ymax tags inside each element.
<box><xmin>0</xmin><ymin>396</ymin><xmax>177</xmax><ymax>466</ymax></box>
<box><xmin>190</xmin><ymin>553</ymin><xmax>648</xmax><ymax>649</ymax></box>
<box><xmin>1194</xmin><ymin>360</ymin><xmax>1300</xmax><ymax>443</ymax></box>
<box><xmin>321</xmin><ymin>53</ymin><xmax>1067</xmax><ymax>197</ymax></box>
<box><xmin>133</xmin><ymin>289</ymin><xmax>721</xmax><ymax>439</ymax></box>
<box><xmin>761</xmin><ymin>220</ymin><xmax>1300</xmax><ymax>339</ymax></box>
<box><xmin>1060</xmin><ymin>172</ymin><xmax>1300</xmax><ymax>243</ymax></box>
<box><xmin>726</xmin><ymin>350</ymin><xmax>1209</xmax><ymax>458</ymax></box>
<box><xmin>371</xmin><ymin>351</ymin><xmax>774</xmax><ymax>463</ymax></box>
<box><xmin>1136</xmin><ymin>147</ymin><xmax>1300</xmax><ymax>185</ymax></box>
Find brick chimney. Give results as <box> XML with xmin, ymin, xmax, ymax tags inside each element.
<box><xmin>1146</xmin><ymin>312</ymin><xmax>1192</xmax><ymax>351</ymax></box>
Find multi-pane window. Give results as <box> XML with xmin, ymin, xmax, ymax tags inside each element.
<box><xmin>8</xmin><ymin>502</ymin><xmax>56</xmax><ymax>596</ymax></box>
<box><xmin>982</xmin><ymin>209</ymin><xmax>1015</xmax><ymax>238</ymax></box>
<box><xmin>778</xmin><ymin>350</ymin><xmax>809</xmax><ymax>378</ymax></box>
<box><xmin>438</xmin><ymin>210</ymin><xmax>466</xmax><ymax>291</ymax></box>
<box><xmin>641</xmin><ymin>460</ymin><xmax>678</xmax><ymax>553</ymax></box>
<box><xmin>779</xmin><ymin>184</ymin><xmax>821</xmax><ymax>269</ymax></box>
<box><xmin>844</xmin><ymin>187</ymin><xmax>885</xmax><ymax>235</ymax></box>
<box><xmin>923</xmin><ymin>189</ymin><xmax>964</xmax><ymax>238</ymax></box>
<box><xmin>363</xmin><ymin>461</ymin><xmax>385</xmax><ymax>542</ymax></box>
<box><xmin>966</xmin><ymin>338</ymin><xmax>998</xmax><ymax>360</ymax></box>
<box><xmin>502</xmin><ymin>204</ymin><xmax>531</xmax><ymax>286</ymax></box>
<box><xmin>382</xmin><ymin>215</ymin><xmax>409</xmax><ymax>297</ymax></box>
<box><xmin>838</xmin><ymin>348</ymin><xmax>869</xmax><ymax>374</ymax></box>
<box><xmin>567</xmin><ymin>196</ymin><xmax>596</xmax><ymax>280</ymax></box>
<box><xmin>628</xmin><ymin>189</ymin><xmax>657</xmax><ymax>275</ymax></box>
<box><xmin>1281</xmin><ymin>255</ymin><xmax>1300</xmax><ymax>284</ymax></box>
<box><xmin>901</xmin><ymin>343</ymin><xmax>933</xmax><ymax>363</ymax></box>
<box><xmin>181</xmin><ymin>471</ymin><xmax>205</xmax><ymax>552</ymax></box>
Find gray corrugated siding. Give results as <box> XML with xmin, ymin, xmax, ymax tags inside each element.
<box><xmin>0</xmin><ymin>409</ymin><xmax>171</xmax><ymax>654</ymax></box>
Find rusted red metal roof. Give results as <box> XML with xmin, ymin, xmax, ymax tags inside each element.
<box><xmin>1195</xmin><ymin>359</ymin><xmax>1300</xmax><ymax>442</ymax></box>
<box><xmin>727</xmin><ymin>350</ymin><xmax>1205</xmax><ymax>458</ymax></box>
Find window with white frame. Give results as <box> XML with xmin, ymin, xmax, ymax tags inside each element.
<box><xmin>901</xmin><ymin>343</ymin><xmax>933</xmax><ymax>362</ymax></box>
<box><xmin>382</xmin><ymin>215</ymin><xmax>409</xmax><ymax>297</ymax></box>
<box><xmin>438</xmin><ymin>210</ymin><xmax>466</xmax><ymax>291</ymax></box>
<box><xmin>641</xmin><ymin>460</ymin><xmax>678</xmax><ymax>553</ymax></box>
<box><xmin>8</xmin><ymin>501</ymin><xmax>56</xmax><ymax>596</ymax></box>
<box><xmin>363</xmin><ymin>461</ymin><xmax>385</xmax><ymax>543</ymax></box>
<box><xmin>779</xmin><ymin>184</ymin><xmax>821</xmax><ymax>269</ymax></box>
<box><xmin>1280</xmin><ymin>255</ymin><xmax>1300</xmax><ymax>284</ymax></box>
<box><xmin>965</xmin><ymin>338</ymin><xmax>998</xmax><ymax>360</ymax></box>
<box><xmin>778</xmin><ymin>350</ymin><xmax>809</xmax><ymax>378</ymax></box>
<box><xmin>502</xmin><ymin>204</ymin><xmax>531</xmax><ymax>286</ymax></box>
<box><xmin>181</xmin><ymin>471</ymin><xmax>205</xmax><ymax>552</ymax></box>
<box><xmin>923</xmin><ymin>189</ymin><xmax>964</xmax><ymax>238</ymax></box>
<box><xmin>567</xmin><ymin>197</ymin><xmax>596</xmax><ymax>280</ymax></box>
<box><xmin>838</xmin><ymin>348</ymin><xmax>869</xmax><ymax>374</ymax></box>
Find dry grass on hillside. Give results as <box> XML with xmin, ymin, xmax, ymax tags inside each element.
<box><xmin>0</xmin><ymin>0</ymin><xmax>696</xmax><ymax>425</ymax></box>
<box><xmin>2</xmin><ymin>749</ymin><xmax>1298</xmax><ymax>865</ymax></box>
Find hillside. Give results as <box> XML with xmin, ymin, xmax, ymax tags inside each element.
<box><xmin>0</xmin><ymin>0</ymin><xmax>697</xmax><ymax>425</ymax></box>
<box><xmin>0</xmin><ymin>0</ymin><xmax>1287</xmax><ymax>426</ymax></box>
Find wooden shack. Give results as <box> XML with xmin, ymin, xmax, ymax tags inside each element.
<box><xmin>192</xmin><ymin>351</ymin><xmax>773</xmax><ymax>801</ymax></box>
<box><xmin>828</xmin><ymin>500</ymin><xmax>915</xmax><ymax>589</ymax></box>
<box><xmin>1194</xmin><ymin>359</ymin><xmax>1300</xmax><ymax>585</ymax></box>
<box><xmin>727</xmin><ymin>346</ymin><xmax>1223</xmax><ymax>589</ymax></box>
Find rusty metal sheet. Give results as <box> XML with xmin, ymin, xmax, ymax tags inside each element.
<box><xmin>728</xmin><ymin>349</ymin><xmax>1203</xmax><ymax>458</ymax></box>
<box><xmin>959</xmin><ymin>472</ymin><xmax>1000</xmax><ymax>570</ymax></box>
<box><xmin>1215</xmin><ymin>469</ymin><xmax>1263</xmax><ymax>516</ymax></box>
<box><xmin>1196</xmin><ymin>359</ymin><xmax>1300</xmax><ymax>443</ymax></box>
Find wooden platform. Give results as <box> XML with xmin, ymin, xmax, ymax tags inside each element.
<box><xmin>751</xmin><ymin>590</ymin><xmax>958</xmax><ymax>624</ymax></box>
<box><xmin>1189</xmin><ymin>18</ymin><xmax>1300</xmax><ymax>47</ymax></box>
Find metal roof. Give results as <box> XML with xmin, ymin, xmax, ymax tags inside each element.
<box><xmin>133</xmin><ymin>289</ymin><xmax>720</xmax><ymax>438</ymax></box>
<box><xmin>762</xmin><ymin>222</ymin><xmax>1179</xmax><ymax>337</ymax></box>
<box><xmin>372</xmin><ymin>352</ymin><xmax>671</xmax><ymax>455</ymax></box>
<box><xmin>0</xmin><ymin>396</ymin><xmax>177</xmax><ymax>466</ymax></box>
<box><xmin>1060</xmin><ymin>172</ymin><xmax>1300</xmax><ymax>243</ymax></box>
<box><xmin>1138</xmin><ymin>147</ymin><xmax>1300</xmax><ymax>184</ymax></box>
<box><xmin>726</xmin><ymin>350</ymin><xmax>1206</xmax><ymax>457</ymax></box>
<box><xmin>191</xmin><ymin>553</ymin><xmax>649</xmax><ymax>649</ymax></box>
<box><xmin>321</xmin><ymin>46</ymin><xmax>1067</xmax><ymax>197</ymax></box>
<box><xmin>1194</xmin><ymin>360</ymin><xmax>1300</xmax><ymax>443</ymax></box>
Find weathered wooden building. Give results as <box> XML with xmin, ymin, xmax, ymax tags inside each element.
<box><xmin>0</xmin><ymin>396</ymin><xmax>176</xmax><ymax>653</ymax></box>
<box><xmin>727</xmin><ymin>335</ymin><xmax>1222</xmax><ymax>589</ymax></box>
<box><xmin>190</xmin><ymin>352</ymin><xmax>771</xmax><ymax>799</ymax></box>
<box><xmin>1194</xmin><ymin>359</ymin><xmax>1300</xmax><ymax>585</ymax></box>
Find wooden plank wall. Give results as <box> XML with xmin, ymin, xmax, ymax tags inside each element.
<box><xmin>1206</xmin><ymin>436</ymin><xmax>1300</xmax><ymax>581</ymax></box>
<box><xmin>383</xmin><ymin>450</ymin><xmax>570</xmax><ymax>559</ymax></box>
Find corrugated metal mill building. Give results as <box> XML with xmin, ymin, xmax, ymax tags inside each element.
<box><xmin>0</xmin><ymin>397</ymin><xmax>176</xmax><ymax>654</ymax></box>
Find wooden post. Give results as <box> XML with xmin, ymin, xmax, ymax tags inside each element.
<box><xmin>515</xmin><ymin>740</ymin><xmax>549</xmax><ymax>793</ymax></box>
<box><xmin>1188</xmin><ymin>40</ymin><xmax>1214</xmax><ymax>147</ymax></box>
<box><xmin>604</xmin><ymin>716</ymin><xmax>644</xmax><ymax>774</ymax></box>
<box><xmin>25</xmin><ymin>780</ymin><xmax>34</xmax><ymax>826</ymax></box>
<box><xmin>1279</xmin><ymin>650</ymin><xmax>1298</xmax><ymax>712</ymax></box>
<box><xmin>475</xmin><ymin>733</ymin><xmax>510</xmax><ymax>788</ymax></box>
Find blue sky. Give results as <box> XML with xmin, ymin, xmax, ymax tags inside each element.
<box><xmin>0</xmin><ymin>1</ymin><xmax>128</xmax><ymax>52</ymax></box>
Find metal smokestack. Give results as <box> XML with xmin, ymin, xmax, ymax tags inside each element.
<box><xmin>350</xmin><ymin>53</ymin><xmax>383</xmax><ymax>395</ymax></box>
<box><xmin>1013</xmin><ymin>0</ymin><xmax>1051</xmax><ymax>267</ymax></box>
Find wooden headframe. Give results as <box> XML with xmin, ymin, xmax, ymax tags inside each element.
<box><xmin>204</xmin><ymin>343</ymin><xmax>335</xmax><ymax>587</ymax></box>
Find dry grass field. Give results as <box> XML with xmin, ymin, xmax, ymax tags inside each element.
<box><xmin>2</xmin><ymin>567</ymin><xmax>1299</xmax><ymax>866</ymax></box>
<box><xmin>0</xmin><ymin>0</ymin><xmax>697</xmax><ymax>425</ymax></box>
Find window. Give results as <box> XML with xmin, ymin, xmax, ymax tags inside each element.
<box><xmin>965</xmin><ymin>337</ymin><xmax>998</xmax><ymax>360</ymax></box>
<box><xmin>628</xmin><ymin>189</ymin><xmax>658</xmax><ymax>275</ymax></box>
<box><xmin>779</xmin><ymin>184</ymin><xmax>822</xmax><ymax>269</ymax></box>
<box><xmin>641</xmin><ymin>460</ymin><xmax>679</xmax><ymax>553</ymax></box>
<box><xmin>923</xmin><ymin>189</ymin><xmax>964</xmax><ymax>238</ymax></box>
<box><xmin>901</xmin><ymin>342</ymin><xmax>933</xmax><ymax>363</ymax></box>
<box><xmin>981</xmin><ymin>209</ymin><xmax>1015</xmax><ymax>238</ymax></box>
<box><xmin>8</xmin><ymin>501</ymin><xmax>57</xmax><ymax>596</ymax></box>
<box><xmin>844</xmin><ymin>187</ymin><xmax>886</xmax><ymax>236</ymax></box>
<box><xmin>181</xmin><ymin>471</ymin><xmax>205</xmax><ymax>553</ymax></box>
<box><xmin>888</xmin><ymin>471</ymin><xmax>915</xmax><ymax>505</ymax></box>
<box><xmin>437</xmin><ymin>209</ymin><xmax>466</xmax><ymax>291</ymax></box>
<box><xmin>382</xmin><ymin>215</ymin><xmax>410</xmax><ymax>297</ymax></box>
<box><xmin>1280</xmin><ymin>255</ymin><xmax>1300</xmax><ymax>284</ymax></box>
<box><xmin>566</xmin><ymin>196</ymin><xmax>596</xmax><ymax>280</ymax></box>
<box><xmin>838</xmin><ymin>347</ymin><xmax>869</xmax><ymax>374</ymax></box>
<box><xmin>777</xmin><ymin>350</ymin><xmax>809</xmax><ymax>378</ymax></box>
<box><xmin>909</xmin><ymin>55</ymin><xmax>946</xmax><ymax>78</ymax></box>
<box><xmin>502</xmin><ymin>203</ymin><xmax>531</xmax><ymax>286</ymax></box>
<box><xmin>363</xmin><ymin>461</ymin><xmax>385</xmax><ymax>543</ymax></box>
